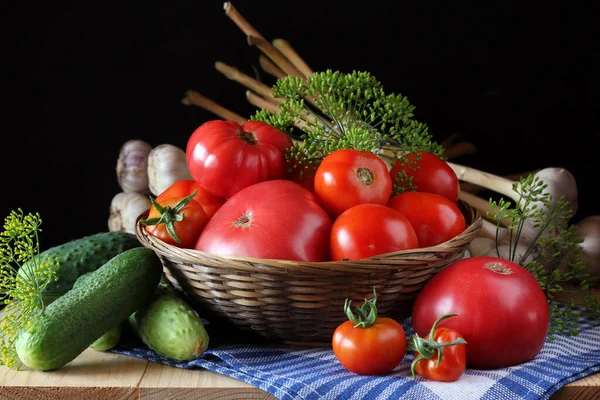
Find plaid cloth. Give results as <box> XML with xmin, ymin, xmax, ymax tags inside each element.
<box><xmin>111</xmin><ymin>306</ymin><xmax>600</xmax><ymax>400</ymax></box>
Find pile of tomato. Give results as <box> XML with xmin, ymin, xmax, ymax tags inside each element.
<box><xmin>143</xmin><ymin>119</ymin><xmax>467</xmax><ymax>262</ymax></box>
<box><xmin>142</xmin><ymin>119</ymin><xmax>551</xmax><ymax>382</ymax></box>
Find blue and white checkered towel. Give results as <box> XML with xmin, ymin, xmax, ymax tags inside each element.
<box><xmin>111</xmin><ymin>306</ymin><xmax>600</xmax><ymax>400</ymax></box>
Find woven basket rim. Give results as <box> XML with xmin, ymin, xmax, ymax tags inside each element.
<box><xmin>135</xmin><ymin>199</ymin><xmax>482</xmax><ymax>272</ymax></box>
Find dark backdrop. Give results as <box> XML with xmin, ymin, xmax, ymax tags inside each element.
<box><xmin>5</xmin><ymin>1</ymin><xmax>600</xmax><ymax>250</ymax></box>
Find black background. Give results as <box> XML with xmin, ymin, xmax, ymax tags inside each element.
<box><xmin>5</xmin><ymin>1</ymin><xmax>600</xmax><ymax>251</ymax></box>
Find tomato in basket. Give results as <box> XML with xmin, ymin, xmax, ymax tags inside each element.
<box><xmin>330</xmin><ymin>203</ymin><xmax>419</xmax><ymax>261</ymax></box>
<box><xmin>186</xmin><ymin>120</ymin><xmax>293</xmax><ymax>199</ymax></box>
<box><xmin>314</xmin><ymin>149</ymin><xmax>392</xmax><ymax>218</ymax></box>
<box><xmin>388</xmin><ymin>191</ymin><xmax>466</xmax><ymax>247</ymax></box>
<box><xmin>390</xmin><ymin>151</ymin><xmax>459</xmax><ymax>203</ymax></box>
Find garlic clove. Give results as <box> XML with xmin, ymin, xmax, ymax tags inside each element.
<box><xmin>108</xmin><ymin>192</ymin><xmax>151</xmax><ymax>234</ymax></box>
<box><xmin>147</xmin><ymin>144</ymin><xmax>193</xmax><ymax>196</ymax></box>
<box><xmin>117</xmin><ymin>139</ymin><xmax>153</xmax><ymax>195</ymax></box>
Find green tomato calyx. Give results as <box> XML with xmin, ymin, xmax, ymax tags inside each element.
<box><xmin>343</xmin><ymin>288</ymin><xmax>379</xmax><ymax>329</ymax></box>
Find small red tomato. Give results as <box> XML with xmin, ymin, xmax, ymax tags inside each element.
<box><xmin>142</xmin><ymin>192</ymin><xmax>209</xmax><ymax>248</ymax></box>
<box><xmin>330</xmin><ymin>204</ymin><xmax>419</xmax><ymax>261</ymax></box>
<box><xmin>314</xmin><ymin>149</ymin><xmax>392</xmax><ymax>218</ymax></box>
<box><xmin>390</xmin><ymin>152</ymin><xmax>459</xmax><ymax>202</ymax></box>
<box><xmin>186</xmin><ymin>120</ymin><xmax>293</xmax><ymax>199</ymax></box>
<box><xmin>155</xmin><ymin>179</ymin><xmax>226</xmax><ymax>219</ymax></box>
<box><xmin>410</xmin><ymin>314</ymin><xmax>467</xmax><ymax>382</ymax></box>
<box><xmin>388</xmin><ymin>191</ymin><xmax>466</xmax><ymax>247</ymax></box>
<box><xmin>333</xmin><ymin>289</ymin><xmax>407</xmax><ymax>375</ymax></box>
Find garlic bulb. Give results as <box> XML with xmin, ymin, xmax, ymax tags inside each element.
<box><xmin>575</xmin><ymin>215</ymin><xmax>600</xmax><ymax>284</ymax></box>
<box><xmin>108</xmin><ymin>192</ymin><xmax>151</xmax><ymax>234</ymax></box>
<box><xmin>148</xmin><ymin>144</ymin><xmax>192</xmax><ymax>196</ymax></box>
<box><xmin>116</xmin><ymin>139</ymin><xmax>152</xmax><ymax>194</ymax></box>
<box><xmin>531</xmin><ymin>167</ymin><xmax>578</xmax><ymax>221</ymax></box>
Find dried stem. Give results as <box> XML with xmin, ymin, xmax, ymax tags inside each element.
<box><xmin>245</xmin><ymin>91</ymin><xmax>309</xmax><ymax>136</ymax></box>
<box><xmin>215</xmin><ymin>61</ymin><xmax>283</xmax><ymax>105</ymax></box>
<box><xmin>223</xmin><ymin>2</ymin><xmax>264</xmax><ymax>39</ymax></box>
<box><xmin>459</xmin><ymin>191</ymin><xmax>498</xmax><ymax>222</ymax></box>
<box><xmin>272</xmin><ymin>38</ymin><xmax>313</xmax><ymax>77</ymax></box>
<box><xmin>247</xmin><ymin>35</ymin><xmax>305</xmax><ymax>78</ymax></box>
<box><xmin>181</xmin><ymin>90</ymin><xmax>247</xmax><ymax>125</ymax></box>
<box><xmin>460</xmin><ymin>169</ymin><xmax>541</xmax><ymax>194</ymax></box>
<box><xmin>259</xmin><ymin>55</ymin><xmax>287</xmax><ymax>79</ymax></box>
<box><xmin>448</xmin><ymin>161</ymin><xmax>521</xmax><ymax>203</ymax></box>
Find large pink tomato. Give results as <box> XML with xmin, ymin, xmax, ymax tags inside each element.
<box><xmin>186</xmin><ymin>120</ymin><xmax>293</xmax><ymax>199</ymax></box>
<box><xmin>411</xmin><ymin>256</ymin><xmax>549</xmax><ymax>369</ymax></box>
<box><xmin>195</xmin><ymin>180</ymin><xmax>332</xmax><ymax>262</ymax></box>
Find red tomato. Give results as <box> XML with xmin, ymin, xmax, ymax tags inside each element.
<box><xmin>142</xmin><ymin>194</ymin><xmax>209</xmax><ymax>249</ymax></box>
<box><xmin>388</xmin><ymin>191</ymin><xmax>466</xmax><ymax>248</ymax></box>
<box><xmin>410</xmin><ymin>314</ymin><xmax>467</xmax><ymax>382</ymax></box>
<box><xmin>195</xmin><ymin>180</ymin><xmax>332</xmax><ymax>262</ymax></box>
<box><xmin>411</xmin><ymin>256</ymin><xmax>549</xmax><ymax>369</ymax></box>
<box><xmin>330</xmin><ymin>204</ymin><xmax>419</xmax><ymax>261</ymax></box>
<box><xmin>314</xmin><ymin>149</ymin><xmax>392</xmax><ymax>218</ymax></box>
<box><xmin>390</xmin><ymin>152</ymin><xmax>459</xmax><ymax>202</ymax></box>
<box><xmin>333</xmin><ymin>290</ymin><xmax>407</xmax><ymax>375</ymax></box>
<box><xmin>155</xmin><ymin>179</ymin><xmax>226</xmax><ymax>219</ymax></box>
<box><xmin>186</xmin><ymin>120</ymin><xmax>293</xmax><ymax>199</ymax></box>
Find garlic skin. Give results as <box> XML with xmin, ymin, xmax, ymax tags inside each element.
<box><xmin>108</xmin><ymin>192</ymin><xmax>151</xmax><ymax>234</ymax></box>
<box><xmin>532</xmin><ymin>167</ymin><xmax>578</xmax><ymax>221</ymax></box>
<box><xmin>117</xmin><ymin>139</ymin><xmax>152</xmax><ymax>194</ymax></box>
<box><xmin>575</xmin><ymin>215</ymin><xmax>600</xmax><ymax>284</ymax></box>
<box><xmin>147</xmin><ymin>144</ymin><xmax>192</xmax><ymax>196</ymax></box>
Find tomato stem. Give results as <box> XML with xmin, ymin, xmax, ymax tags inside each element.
<box><xmin>343</xmin><ymin>288</ymin><xmax>378</xmax><ymax>329</ymax></box>
<box><xmin>141</xmin><ymin>191</ymin><xmax>198</xmax><ymax>244</ymax></box>
<box><xmin>408</xmin><ymin>313</ymin><xmax>467</xmax><ymax>378</ymax></box>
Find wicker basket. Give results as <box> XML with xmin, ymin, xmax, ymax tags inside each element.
<box><xmin>135</xmin><ymin>200</ymin><xmax>482</xmax><ymax>344</ymax></box>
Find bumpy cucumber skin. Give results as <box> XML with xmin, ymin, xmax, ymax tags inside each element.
<box><xmin>18</xmin><ymin>232</ymin><xmax>141</xmax><ymax>303</ymax></box>
<box><xmin>129</xmin><ymin>291</ymin><xmax>210</xmax><ymax>361</ymax></box>
<box><xmin>16</xmin><ymin>247</ymin><xmax>163</xmax><ymax>371</ymax></box>
<box><xmin>90</xmin><ymin>325</ymin><xmax>122</xmax><ymax>351</ymax></box>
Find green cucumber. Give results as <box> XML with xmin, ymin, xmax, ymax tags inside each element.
<box><xmin>17</xmin><ymin>231</ymin><xmax>142</xmax><ymax>304</ymax></box>
<box><xmin>15</xmin><ymin>247</ymin><xmax>163</xmax><ymax>371</ymax></box>
<box><xmin>129</xmin><ymin>285</ymin><xmax>210</xmax><ymax>361</ymax></box>
<box><xmin>90</xmin><ymin>325</ymin><xmax>122</xmax><ymax>351</ymax></box>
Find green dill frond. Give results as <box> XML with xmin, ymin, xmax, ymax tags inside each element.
<box><xmin>0</xmin><ymin>209</ymin><xmax>59</xmax><ymax>369</ymax></box>
<box><xmin>250</xmin><ymin>70</ymin><xmax>444</xmax><ymax>179</ymax></box>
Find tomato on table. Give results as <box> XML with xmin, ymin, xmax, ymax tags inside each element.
<box><xmin>314</xmin><ymin>149</ymin><xmax>392</xmax><ymax>218</ymax></box>
<box><xmin>390</xmin><ymin>151</ymin><xmax>459</xmax><ymax>202</ymax></box>
<box><xmin>333</xmin><ymin>289</ymin><xmax>407</xmax><ymax>375</ymax></box>
<box><xmin>388</xmin><ymin>191</ymin><xmax>466</xmax><ymax>247</ymax></box>
<box><xmin>409</xmin><ymin>314</ymin><xmax>467</xmax><ymax>382</ymax></box>
<box><xmin>330</xmin><ymin>204</ymin><xmax>419</xmax><ymax>261</ymax></box>
<box><xmin>141</xmin><ymin>192</ymin><xmax>209</xmax><ymax>249</ymax></box>
<box><xmin>186</xmin><ymin>120</ymin><xmax>293</xmax><ymax>199</ymax></box>
<box><xmin>155</xmin><ymin>179</ymin><xmax>226</xmax><ymax>219</ymax></box>
<box><xmin>195</xmin><ymin>180</ymin><xmax>332</xmax><ymax>262</ymax></box>
<box><xmin>411</xmin><ymin>256</ymin><xmax>549</xmax><ymax>369</ymax></box>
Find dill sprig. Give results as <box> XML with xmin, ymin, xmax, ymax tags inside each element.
<box><xmin>0</xmin><ymin>209</ymin><xmax>59</xmax><ymax>369</ymax></box>
<box><xmin>251</xmin><ymin>70</ymin><xmax>444</xmax><ymax>181</ymax></box>
<box><xmin>487</xmin><ymin>175</ymin><xmax>600</xmax><ymax>338</ymax></box>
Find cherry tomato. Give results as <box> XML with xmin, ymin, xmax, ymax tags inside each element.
<box><xmin>388</xmin><ymin>191</ymin><xmax>467</xmax><ymax>247</ymax></box>
<box><xmin>390</xmin><ymin>152</ymin><xmax>459</xmax><ymax>202</ymax></box>
<box><xmin>314</xmin><ymin>149</ymin><xmax>392</xmax><ymax>218</ymax></box>
<box><xmin>142</xmin><ymin>193</ymin><xmax>209</xmax><ymax>249</ymax></box>
<box><xmin>195</xmin><ymin>180</ymin><xmax>332</xmax><ymax>262</ymax></box>
<box><xmin>186</xmin><ymin>120</ymin><xmax>293</xmax><ymax>199</ymax></box>
<box><xmin>155</xmin><ymin>179</ymin><xmax>226</xmax><ymax>219</ymax></box>
<box><xmin>411</xmin><ymin>256</ymin><xmax>549</xmax><ymax>369</ymax></box>
<box><xmin>330</xmin><ymin>204</ymin><xmax>419</xmax><ymax>261</ymax></box>
<box><xmin>410</xmin><ymin>314</ymin><xmax>467</xmax><ymax>382</ymax></box>
<box><xmin>333</xmin><ymin>289</ymin><xmax>407</xmax><ymax>375</ymax></box>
